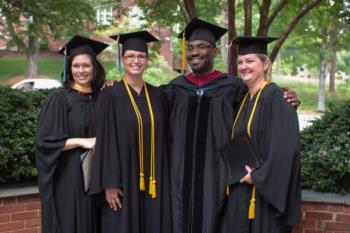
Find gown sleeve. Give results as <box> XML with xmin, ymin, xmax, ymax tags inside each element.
<box><xmin>36</xmin><ymin>90</ymin><xmax>69</xmax><ymax>187</ymax></box>
<box><xmin>90</xmin><ymin>89</ymin><xmax>122</xmax><ymax>194</ymax></box>
<box><xmin>251</xmin><ymin>88</ymin><xmax>301</xmax><ymax>225</ymax></box>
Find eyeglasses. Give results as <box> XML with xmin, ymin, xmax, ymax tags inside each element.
<box><xmin>187</xmin><ymin>44</ymin><xmax>213</xmax><ymax>52</ymax></box>
<box><xmin>123</xmin><ymin>55</ymin><xmax>148</xmax><ymax>62</ymax></box>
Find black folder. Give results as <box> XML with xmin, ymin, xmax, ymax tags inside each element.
<box><xmin>219</xmin><ymin>135</ymin><xmax>262</xmax><ymax>186</ymax></box>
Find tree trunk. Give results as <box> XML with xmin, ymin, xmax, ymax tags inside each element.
<box><xmin>183</xmin><ymin>0</ymin><xmax>197</xmax><ymax>19</ymax></box>
<box><xmin>329</xmin><ymin>50</ymin><xmax>336</xmax><ymax>93</ymax></box>
<box><xmin>244</xmin><ymin>0</ymin><xmax>252</xmax><ymax>36</ymax></box>
<box><xmin>270</xmin><ymin>0</ymin><xmax>322</xmax><ymax>62</ymax></box>
<box><xmin>220</xmin><ymin>9</ymin><xmax>228</xmax><ymax>68</ymax></box>
<box><xmin>329</xmin><ymin>16</ymin><xmax>337</xmax><ymax>93</ymax></box>
<box><xmin>257</xmin><ymin>0</ymin><xmax>271</xmax><ymax>36</ymax></box>
<box><xmin>227</xmin><ymin>0</ymin><xmax>237</xmax><ymax>77</ymax></box>
<box><xmin>26</xmin><ymin>36</ymin><xmax>39</xmax><ymax>79</ymax></box>
<box><xmin>318</xmin><ymin>27</ymin><xmax>328</xmax><ymax>112</ymax></box>
<box><xmin>266</xmin><ymin>0</ymin><xmax>289</xmax><ymax>30</ymax></box>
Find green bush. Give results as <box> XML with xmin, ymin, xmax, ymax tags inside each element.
<box><xmin>0</xmin><ymin>86</ymin><xmax>53</xmax><ymax>184</ymax></box>
<box><xmin>301</xmin><ymin>101</ymin><xmax>350</xmax><ymax>193</ymax></box>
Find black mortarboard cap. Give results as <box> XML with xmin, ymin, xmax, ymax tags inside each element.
<box><xmin>178</xmin><ymin>18</ymin><xmax>227</xmax><ymax>46</ymax></box>
<box><xmin>232</xmin><ymin>37</ymin><xmax>278</xmax><ymax>55</ymax></box>
<box><xmin>110</xmin><ymin>30</ymin><xmax>158</xmax><ymax>55</ymax></box>
<box><xmin>220</xmin><ymin>135</ymin><xmax>262</xmax><ymax>186</ymax></box>
<box><xmin>58</xmin><ymin>36</ymin><xmax>108</xmax><ymax>82</ymax></box>
<box><xmin>58</xmin><ymin>35</ymin><xmax>108</xmax><ymax>57</ymax></box>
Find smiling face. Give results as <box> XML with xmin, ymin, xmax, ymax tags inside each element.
<box><xmin>186</xmin><ymin>40</ymin><xmax>218</xmax><ymax>76</ymax></box>
<box><xmin>122</xmin><ymin>50</ymin><xmax>148</xmax><ymax>77</ymax></box>
<box><xmin>71</xmin><ymin>54</ymin><xmax>94</xmax><ymax>87</ymax></box>
<box><xmin>237</xmin><ymin>53</ymin><xmax>268</xmax><ymax>86</ymax></box>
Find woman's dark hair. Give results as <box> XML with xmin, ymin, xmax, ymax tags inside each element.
<box><xmin>62</xmin><ymin>53</ymin><xmax>106</xmax><ymax>95</ymax></box>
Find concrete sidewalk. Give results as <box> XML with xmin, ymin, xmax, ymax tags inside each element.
<box><xmin>297</xmin><ymin>112</ymin><xmax>321</xmax><ymax>131</ymax></box>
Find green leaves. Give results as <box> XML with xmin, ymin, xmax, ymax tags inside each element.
<box><xmin>0</xmin><ymin>86</ymin><xmax>53</xmax><ymax>184</ymax></box>
<box><xmin>301</xmin><ymin>100</ymin><xmax>350</xmax><ymax>193</ymax></box>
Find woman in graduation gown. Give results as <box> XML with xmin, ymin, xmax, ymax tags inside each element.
<box><xmin>222</xmin><ymin>37</ymin><xmax>301</xmax><ymax>233</ymax></box>
<box><xmin>36</xmin><ymin>36</ymin><xmax>108</xmax><ymax>233</ymax></box>
<box><xmin>89</xmin><ymin>31</ymin><xmax>172</xmax><ymax>233</ymax></box>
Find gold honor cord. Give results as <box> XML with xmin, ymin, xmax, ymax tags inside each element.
<box><xmin>227</xmin><ymin>80</ymin><xmax>269</xmax><ymax>220</ymax></box>
<box><xmin>144</xmin><ymin>83</ymin><xmax>156</xmax><ymax>199</ymax></box>
<box><xmin>123</xmin><ymin>78</ymin><xmax>145</xmax><ymax>191</ymax></box>
<box><xmin>123</xmin><ymin>78</ymin><xmax>157</xmax><ymax>199</ymax></box>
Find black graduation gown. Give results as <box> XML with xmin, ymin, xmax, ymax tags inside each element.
<box><xmin>222</xmin><ymin>83</ymin><xmax>301</xmax><ymax>233</ymax></box>
<box><xmin>36</xmin><ymin>88</ymin><xmax>98</xmax><ymax>233</ymax></box>
<box><xmin>90</xmin><ymin>81</ymin><xmax>172</xmax><ymax>233</ymax></box>
<box><xmin>163</xmin><ymin>74</ymin><xmax>246</xmax><ymax>233</ymax></box>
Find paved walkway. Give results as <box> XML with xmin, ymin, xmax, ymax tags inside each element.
<box><xmin>297</xmin><ymin>112</ymin><xmax>321</xmax><ymax>131</ymax></box>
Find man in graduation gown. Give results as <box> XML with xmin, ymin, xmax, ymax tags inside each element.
<box><xmin>164</xmin><ymin>18</ymin><xmax>300</xmax><ymax>233</ymax></box>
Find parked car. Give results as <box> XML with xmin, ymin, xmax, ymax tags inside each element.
<box><xmin>11</xmin><ymin>79</ymin><xmax>62</xmax><ymax>91</ymax></box>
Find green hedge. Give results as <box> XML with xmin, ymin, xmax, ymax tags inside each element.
<box><xmin>301</xmin><ymin>101</ymin><xmax>350</xmax><ymax>193</ymax></box>
<box><xmin>0</xmin><ymin>86</ymin><xmax>52</xmax><ymax>184</ymax></box>
<box><xmin>1</xmin><ymin>86</ymin><xmax>349</xmax><ymax>194</ymax></box>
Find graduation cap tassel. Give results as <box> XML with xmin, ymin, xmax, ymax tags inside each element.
<box><xmin>116</xmin><ymin>36</ymin><xmax>122</xmax><ymax>71</ymax></box>
<box><xmin>226</xmin><ymin>186</ymin><xmax>230</xmax><ymax>196</ymax></box>
<box><xmin>181</xmin><ymin>32</ymin><xmax>186</xmax><ymax>74</ymax></box>
<box><xmin>248</xmin><ymin>186</ymin><xmax>256</xmax><ymax>220</ymax></box>
<box><xmin>63</xmin><ymin>47</ymin><xmax>67</xmax><ymax>82</ymax></box>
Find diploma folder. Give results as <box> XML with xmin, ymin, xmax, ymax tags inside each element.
<box><xmin>219</xmin><ymin>135</ymin><xmax>262</xmax><ymax>186</ymax></box>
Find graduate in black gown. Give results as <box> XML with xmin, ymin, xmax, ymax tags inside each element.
<box><xmin>164</xmin><ymin>18</ymin><xmax>301</xmax><ymax>233</ymax></box>
<box><xmin>90</xmin><ymin>31</ymin><xmax>172</xmax><ymax>233</ymax></box>
<box><xmin>221</xmin><ymin>37</ymin><xmax>301</xmax><ymax>233</ymax></box>
<box><xmin>36</xmin><ymin>36</ymin><xmax>108</xmax><ymax>233</ymax></box>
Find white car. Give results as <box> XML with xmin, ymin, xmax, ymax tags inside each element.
<box><xmin>11</xmin><ymin>79</ymin><xmax>62</xmax><ymax>91</ymax></box>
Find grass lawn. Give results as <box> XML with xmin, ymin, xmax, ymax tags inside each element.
<box><xmin>0</xmin><ymin>57</ymin><xmax>116</xmax><ymax>84</ymax></box>
<box><xmin>274</xmin><ymin>76</ymin><xmax>350</xmax><ymax>112</ymax></box>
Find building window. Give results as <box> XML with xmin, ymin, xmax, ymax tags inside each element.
<box><xmin>96</xmin><ymin>8</ymin><xmax>113</xmax><ymax>25</ymax></box>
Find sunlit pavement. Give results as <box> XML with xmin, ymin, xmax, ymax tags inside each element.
<box><xmin>298</xmin><ymin>112</ymin><xmax>321</xmax><ymax>131</ymax></box>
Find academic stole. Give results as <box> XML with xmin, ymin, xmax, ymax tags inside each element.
<box><xmin>227</xmin><ymin>80</ymin><xmax>269</xmax><ymax>220</ymax></box>
<box><xmin>123</xmin><ymin>78</ymin><xmax>157</xmax><ymax>199</ymax></box>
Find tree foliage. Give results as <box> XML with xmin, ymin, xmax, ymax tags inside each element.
<box><xmin>0</xmin><ymin>0</ymin><xmax>96</xmax><ymax>79</ymax></box>
<box><xmin>0</xmin><ymin>86</ymin><xmax>53</xmax><ymax>184</ymax></box>
<box><xmin>132</xmin><ymin>0</ymin><xmax>323</xmax><ymax>76</ymax></box>
<box><xmin>1</xmin><ymin>0</ymin><xmax>95</xmax><ymax>46</ymax></box>
<box><xmin>301</xmin><ymin>99</ymin><xmax>350</xmax><ymax>193</ymax></box>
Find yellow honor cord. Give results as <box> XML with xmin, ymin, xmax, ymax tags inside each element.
<box><xmin>123</xmin><ymin>78</ymin><xmax>145</xmax><ymax>191</ymax></box>
<box><xmin>181</xmin><ymin>32</ymin><xmax>187</xmax><ymax>74</ymax></box>
<box><xmin>229</xmin><ymin>81</ymin><xmax>269</xmax><ymax>219</ymax></box>
<box><xmin>123</xmin><ymin>78</ymin><xmax>156</xmax><ymax>198</ymax></box>
<box><xmin>248</xmin><ymin>186</ymin><xmax>256</xmax><ymax>220</ymax></box>
<box><xmin>144</xmin><ymin>83</ymin><xmax>157</xmax><ymax>199</ymax></box>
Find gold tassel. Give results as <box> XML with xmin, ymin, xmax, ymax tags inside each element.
<box><xmin>248</xmin><ymin>186</ymin><xmax>256</xmax><ymax>220</ymax></box>
<box><xmin>181</xmin><ymin>32</ymin><xmax>186</xmax><ymax>74</ymax></box>
<box><xmin>148</xmin><ymin>177</ymin><xmax>153</xmax><ymax>195</ymax></box>
<box><xmin>139</xmin><ymin>173</ymin><xmax>145</xmax><ymax>191</ymax></box>
<box><xmin>226</xmin><ymin>186</ymin><xmax>230</xmax><ymax>196</ymax></box>
<box><xmin>150</xmin><ymin>179</ymin><xmax>157</xmax><ymax>199</ymax></box>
